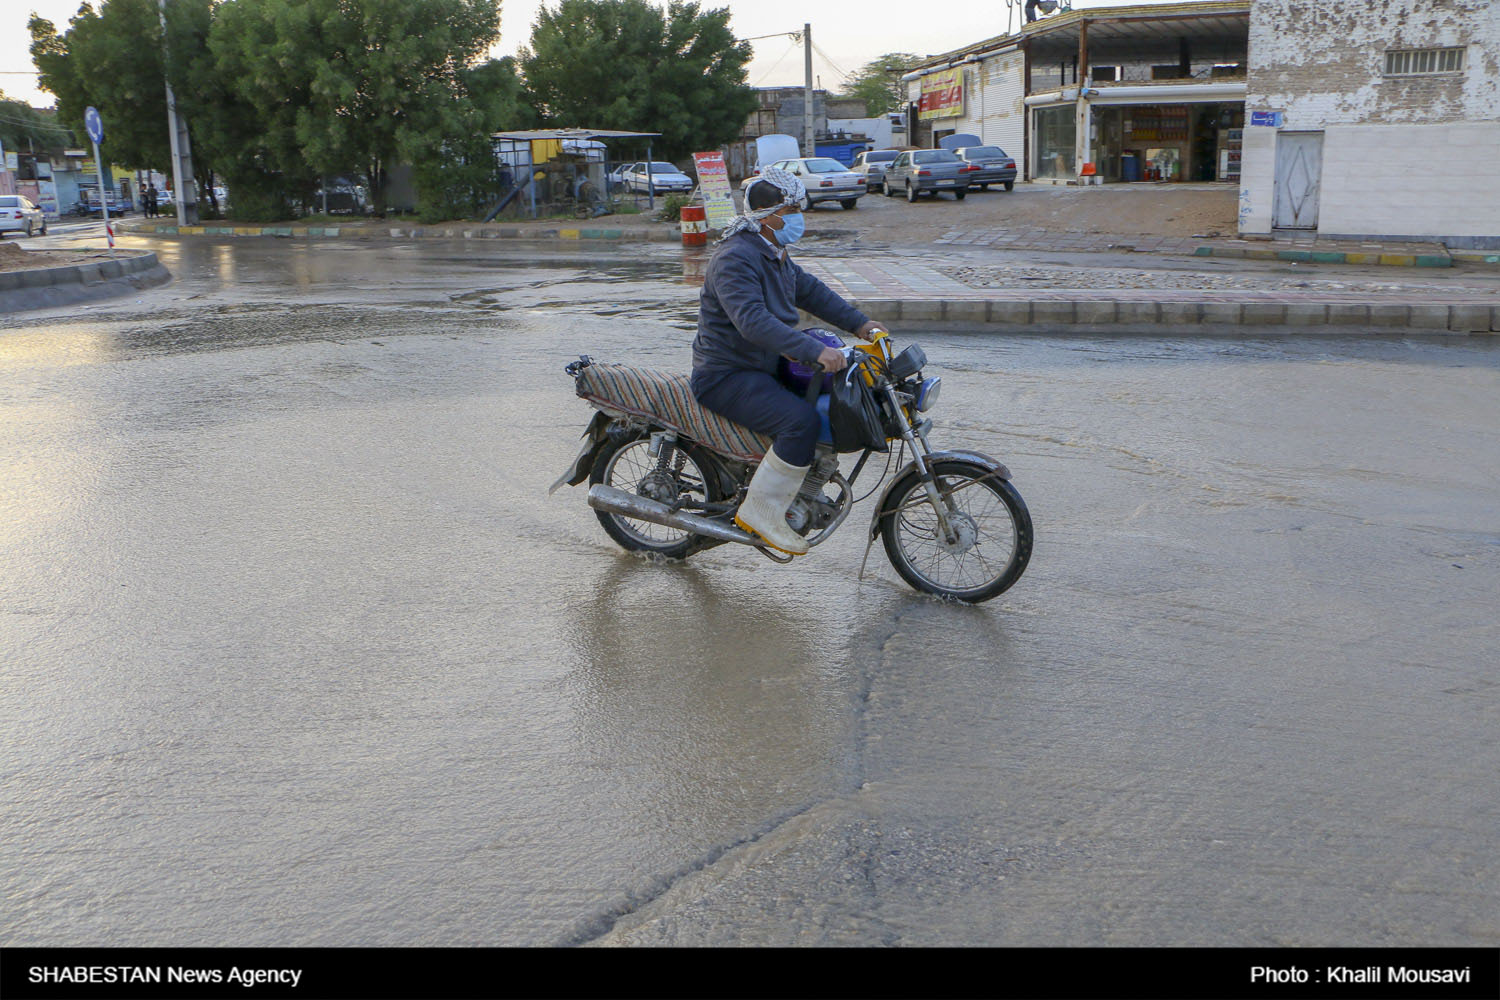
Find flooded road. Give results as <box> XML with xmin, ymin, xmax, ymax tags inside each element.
<box><xmin>2</xmin><ymin>238</ymin><xmax>1497</xmax><ymax>947</ymax></box>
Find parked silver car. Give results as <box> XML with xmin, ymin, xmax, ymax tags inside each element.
<box><xmin>952</xmin><ymin>145</ymin><xmax>1018</xmax><ymax>190</ymax></box>
<box><xmin>743</xmin><ymin>157</ymin><xmax>865</xmax><ymax>210</ymax></box>
<box><xmin>851</xmin><ymin>148</ymin><xmax>900</xmax><ymax>192</ymax></box>
<box><xmin>0</xmin><ymin>194</ymin><xmax>47</xmax><ymax>237</ymax></box>
<box><xmin>880</xmin><ymin>149</ymin><xmax>975</xmax><ymax>201</ymax></box>
<box><xmin>620</xmin><ymin>161</ymin><xmax>694</xmax><ymax>194</ymax></box>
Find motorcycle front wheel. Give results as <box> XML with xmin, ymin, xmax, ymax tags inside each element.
<box><xmin>590</xmin><ymin>430</ymin><xmax>726</xmax><ymax>559</ymax></box>
<box><xmin>879</xmin><ymin>460</ymin><xmax>1032</xmax><ymax>603</ymax></box>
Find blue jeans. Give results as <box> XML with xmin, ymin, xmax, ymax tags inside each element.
<box><xmin>694</xmin><ymin>368</ymin><xmax>820</xmax><ymax>467</ymax></box>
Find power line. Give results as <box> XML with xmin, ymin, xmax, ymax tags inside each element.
<box><xmin>0</xmin><ymin>112</ymin><xmax>73</xmax><ymax>133</ymax></box>
<box><xmin>810</xmin><ymin>41</ymin><xmax>852</xmax><ymax>83</ymax></box>
<box><xmin>751</xmin><ymin>38</ymin><xmax>800</xmax><ymax>87</ymax></box>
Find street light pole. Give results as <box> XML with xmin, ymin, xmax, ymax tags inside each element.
<box><xmin>803</xmin><ymin>23</ymin><xmax>815</xmax><ymax>158</ymax></box>
<box><xmin>157</xmin><ymin>0</ymin><xmax>197</xmax><ymax>225</ymax></box>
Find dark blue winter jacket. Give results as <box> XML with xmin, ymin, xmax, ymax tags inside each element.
<box><xmin>690</xmin><ymin>231</ymin><xmax>870</xmax><ymax>396</ymax></box>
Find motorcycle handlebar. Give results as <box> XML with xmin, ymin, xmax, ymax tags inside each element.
<box><xmin>805</xmin><ymin>346</ymin><xmax>868</xmax><ymax>402</ymax></box>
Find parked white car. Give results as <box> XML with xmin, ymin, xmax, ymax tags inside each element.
<box><xmin>0</xmin><ymin>194</ymin><xmax>47</xmax><ymax>237</ymax></box>
<box><xmin>620</xmin><ymin>161</ymin><xmax>694</xmax><ymax>194</ymax></box>
<box><xmin>741</xmin><ymin>156</ymin><xmax>865</xmax><ymax>210</ymax></box>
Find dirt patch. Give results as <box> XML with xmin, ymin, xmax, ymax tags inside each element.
<box><xmin>820</xmin><ymin>181</ymin><xmax>1239</xmax><ymax>245</ymax></box>
<box><xmin>0</xmin><ymin>242</ymin><xmax>144</xmax><ymax>272</ymax></box>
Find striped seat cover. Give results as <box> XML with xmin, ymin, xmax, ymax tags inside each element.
<box><xmin>575</xmin><ymin>363</ymin><xmax>772</xmax><ymax>462</ymax></box>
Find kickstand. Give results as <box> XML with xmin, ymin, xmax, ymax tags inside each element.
<box><xmin>757</xmin><ymin>546</ymin><xmax>796</xmax><ymax>564</ymax></box>
<box><xmin>857</xmin><ymin>533</ymin><xmax>879</xmax><ymax>580</ymax></box>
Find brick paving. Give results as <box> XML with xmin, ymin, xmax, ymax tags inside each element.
<box><xmin>934</xmin><ymin>226</ymin><xmax>1482</xmax><ymax>268</ymax></box>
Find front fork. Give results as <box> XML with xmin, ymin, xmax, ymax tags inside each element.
<box><xmin>880</xmin><ymin>383</ymin><xmax>958</xmax><ymax>544</ymax></box>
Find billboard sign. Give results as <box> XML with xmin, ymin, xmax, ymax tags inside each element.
<box><xmin>918</xmin><ymin>68</ymin><xmax>964</xmax><ymax>120</ymax></box>
<box><xmin>692</xmin><ymin>152</ymin><xmax>736</xmax><ymax>230</ymax></box>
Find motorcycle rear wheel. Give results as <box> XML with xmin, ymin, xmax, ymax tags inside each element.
<box><xmin>879</xmin><ymin>460</ymin><xmax>1032</xmax><ymax>602</ymax></box>
<box><xmin>590</xmin><ymin>431</ymin><xmax>726</xmax><ymax>559</ymax></box>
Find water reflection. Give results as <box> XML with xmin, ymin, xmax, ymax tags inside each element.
<box><xmin>566</xmin><ymin>555</ymin><xmax>848</xmax><ymax>839</ymax></box>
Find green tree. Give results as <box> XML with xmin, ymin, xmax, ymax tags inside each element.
<box><xmin>210</xmin><ymin>0</ymin><xmax>506</xmax><ymax>217</ymax></box>
<box><xmin>841</xmin><ymin>52</ymin><xmax>922</xmax><ymax>117</ymax></box>
<box><xmin>0</xmin><ymin>95</ymin><xmax>73</xmax><ymax>157</ymax></box>
<box><xmin>409</xmin><ymin>56</ymin><xmax>538</xmax><ymax>222</ymax></box>
<box><xmin>521</xmin><ymin>0</ymin><xmax>756</xmax><ymax>160</ymax></box>
<box><xmin>29</xmin><ymin>1</ymin><xmax>173</xmax><ymax>169</ymax></box>
<box><xmin>30</xmin><ymin>0</ymin><xmax>225</xmax><ymax>210</ymax></box>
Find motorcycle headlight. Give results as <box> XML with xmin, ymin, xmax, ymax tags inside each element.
<box><xmin>914</xmin><ymin>376</ymin><xmax>942</xmax><ymax>412</ymax></box>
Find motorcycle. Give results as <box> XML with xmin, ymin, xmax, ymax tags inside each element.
<box><xmin>550</xmin><ymin>332</ymin><xmax>1033</xmax><ymax>603</ymax></box>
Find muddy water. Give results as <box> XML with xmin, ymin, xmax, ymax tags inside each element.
<box><xmin>2</xmin><ymin>239</ymin><xmax>1496</xmax><ymax>946</ymax></box>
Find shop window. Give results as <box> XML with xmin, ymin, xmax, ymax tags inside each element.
<box><xmin>1152</xmin><ymin>65</ymin><xmax>1185</xmax><ymax>80</ymax></box>
<box><xmin>1211</xmin><ymin>63</ymin><xmax>1244</xmax><ymax>77</ymax></box>
<box><xmin>1383</xmin><ymin>47</ymin><xmax>1465</xmax><ymax>76</ymax></box>
<box><xmin>1092</xmin><ymin>66</ymin><xmax>1119</xmax><ymax>82</ymax></box>
<box><xmin>1034</xmin><ymin>105</ymin><xmax>1075</xmax><ymax>180</ymax></box>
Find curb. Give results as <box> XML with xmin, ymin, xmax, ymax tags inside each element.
<box><xmin>123</xmin><ymin>222</ymin><xmax>682</xmax><ymax>243</ymax></box>
<box><xmin>1193</xmin><ymin>245</ymin><xmax>1457</xmax><ymax>268</ymax></box>
<box><xmin>0</xmin><ymin>251</ymin><xmax>171</xmax><ymax>315</ymax></box>
<box><xmin>841</xmin><ymin>297</ymin><xmax>1500</xmax><ymax>334</ymax></box>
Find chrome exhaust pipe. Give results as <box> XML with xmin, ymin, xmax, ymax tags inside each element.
<box><xmin>587</xmin><ymin>484</ymin><xmax>763</xmax><ymax>547</ymax></box>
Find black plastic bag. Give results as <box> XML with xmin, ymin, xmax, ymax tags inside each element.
<box><xmin>828</xmin><ymin>364</ymin><xmax>889</xmax><ymax>453</ymax></box>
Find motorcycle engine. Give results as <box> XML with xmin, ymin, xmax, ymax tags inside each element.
<box><xmin>786</xmin><ymin>452</ymin><xmax>842</xmax><ymax>535</ymax></box>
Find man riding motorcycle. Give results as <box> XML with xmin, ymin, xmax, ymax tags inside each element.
<box><xmin>690</xmin><ymin>166</ymin><xmax>887</xmax><ymax>555</ymax></box>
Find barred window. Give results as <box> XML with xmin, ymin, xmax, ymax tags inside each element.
<box><xmin>1384</xmin><ymin>47</ymin><xmax>1465</xmax><ymax>76</ymax></box>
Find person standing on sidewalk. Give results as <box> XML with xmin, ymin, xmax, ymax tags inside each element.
<box><xmin>690</xmin><ymin>166</ymin><xmax>888</xmax><ymax>555</ymax></box>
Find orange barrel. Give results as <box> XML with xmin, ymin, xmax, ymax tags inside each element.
<box><xmin>680</xmin><ymin>203</ymin><xmax>707</xmax><ymax>246</ymax></box>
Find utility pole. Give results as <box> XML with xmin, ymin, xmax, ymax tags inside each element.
<box><xmin>803</xmin><ymin>23</ymin><xmax>815</xmax><ymax>158</ymax></box>
<box><xmin>157</xmin><ymin>0</ymin><xmax>197</xmax><ymax>224</ymax></box>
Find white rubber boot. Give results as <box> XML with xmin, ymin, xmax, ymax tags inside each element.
<box><xmin>734</xmin><ymin>449</ymin><xmax>811</xmax><ymax>555</ymax></box>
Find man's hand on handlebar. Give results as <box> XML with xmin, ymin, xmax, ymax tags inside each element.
<box><xmin>854</xmin><ymin>320</ymin><xmax>889</xmax><ymax>342</ymax></box>
<box><xmin>816</xmin><ymin>345</ymin><xmax>848</xmax><ymax>373</ymax></box>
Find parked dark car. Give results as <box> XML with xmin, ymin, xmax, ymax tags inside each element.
<box><xmin>880</xmin><ymin>149</ymin><xmax>975</xmax><ymax>201</ymax></box>
<box><xmin>952</xmin><ymin>145</ymin><xmax>1018</xmax><ymax>190</ymax></box>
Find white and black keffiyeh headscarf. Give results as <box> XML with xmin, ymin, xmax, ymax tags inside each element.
<box><xmin>718</xmin><ymin>166</ymin><xmax>806</xmax><ymax>242</ymax></box>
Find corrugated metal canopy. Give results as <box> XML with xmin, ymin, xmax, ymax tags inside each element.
<box><xmin>1027</xmin><ymin>12</ymin><xmax>1250</xmax><ymax>60</ymax></box>
<box><xmin>490</xmin><ymin>128</ymin><xmax>662</xmax><ymax>141</ymax></box>
<box><xmin>910</xmin><ymin>0</ymin><xmax>1250</xmax><ymax>72</ymax></box>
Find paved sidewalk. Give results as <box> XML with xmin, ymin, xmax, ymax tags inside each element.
<box><xmin>798</xmin><ymin>257</ymin><xmax>1500</xmax><ymax>334</ymax></box>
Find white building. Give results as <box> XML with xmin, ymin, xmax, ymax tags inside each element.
<box><xmin>1237</xmin><ymin>0</ymin><xmax>1500</xmax><ymax>248</ymax></box>
<box><xmin>904</xmin><ymin>2</ymin><xmax>1251</xmax><ymax>184</ymax></box>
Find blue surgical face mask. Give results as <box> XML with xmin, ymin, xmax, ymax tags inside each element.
<box><xmin>776</xmin><ymin>212</ymin><xmax>806</xmax><ymax>245</ymax></box>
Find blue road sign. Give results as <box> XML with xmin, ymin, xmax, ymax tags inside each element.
<box><xmin>84</xmin><ymin>106</ymin><xmax>104</xmax><ymax>145</ymax></box>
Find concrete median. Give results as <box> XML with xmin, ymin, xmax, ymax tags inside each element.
<box><xmin>0</xmin><ymin>251</ymin><xmax>171</xmax><ymax>315</ymax></box>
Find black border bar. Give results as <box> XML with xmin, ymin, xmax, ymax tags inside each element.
<box><xmin>2</xmin><ymin>947</ymin><xmax>1496</xmax><ymax>1000</ymax></box>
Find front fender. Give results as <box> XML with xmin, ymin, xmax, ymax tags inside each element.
<box><xmin>867</xmin><ymin>449</ymin><xmax>1012</xmax><ymax>541</ymax></box>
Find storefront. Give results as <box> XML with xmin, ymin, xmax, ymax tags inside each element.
<box><xmin>904</xmin><ymin>1</ymin><xmax>1251</xmax><ymax>184</ymax></box>
<box><xmin>1090</xmin><ymin>100</ymin><xmax>1243</xmax><ymax>182</ymax></box>
<box><xmin>1026</xmin><ymin>84</ymin><xmax>1246</xmax><ymax>184</ymax></box>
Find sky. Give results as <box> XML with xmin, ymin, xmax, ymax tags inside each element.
<box><xmin>2</xmin><ymin>0</ymin><xmax>1192</xmax><ymax>109</ymax></box>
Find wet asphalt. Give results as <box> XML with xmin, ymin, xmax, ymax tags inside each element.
<box><xmin>1</xmin><ymin>236</ymin><xmax>1497</xmax><ymax>947</ymax></box>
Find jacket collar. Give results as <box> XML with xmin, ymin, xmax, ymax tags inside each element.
<box><xmin>736</xmin><ymin>228</ymin><xmax>786</xmax><ymax>263</ymax></box>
